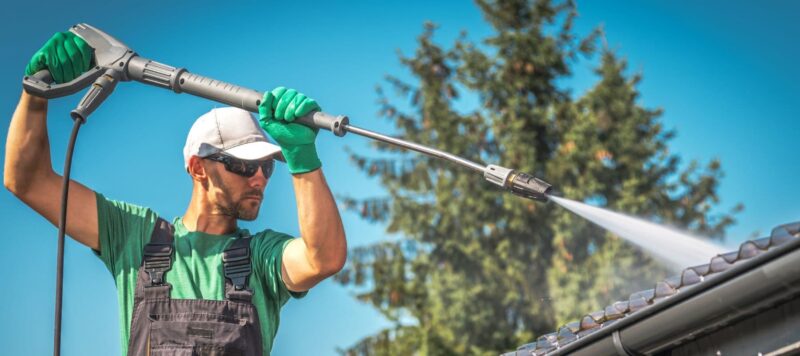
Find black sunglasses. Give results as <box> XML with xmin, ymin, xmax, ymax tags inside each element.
<box><xmin>204</xmin><ymin>153</ymin><xmax>275</xmax><ymax>179</ymax></box>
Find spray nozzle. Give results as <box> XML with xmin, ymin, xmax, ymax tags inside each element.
<box><xmin>508</xmin><ymin>171</ymin><xmax>552</xmax><ymax>201</ymax></box>
<box><xmin>484</xmin><ymin>165</ymin><xmax>552</xmax><ymax>202</ymax></box>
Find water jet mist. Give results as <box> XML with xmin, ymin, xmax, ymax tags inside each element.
<box><xmin>549</xmin><ymin>195</ymin><xmax>726</xmax><ymax>268</ymax></box>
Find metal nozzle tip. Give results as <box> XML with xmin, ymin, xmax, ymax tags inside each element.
<box><xmin>509</xmin><ymin>171</ymin><xmax>552</xmax><ymax>202</ymax></box>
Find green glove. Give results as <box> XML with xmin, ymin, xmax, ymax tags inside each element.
<box><xmin>25</xmin><ymin>31</ymin><xmax>93</xmax><ymax>84</ymax></box>
<box><xmin>258</xmin><ymin>86</ymin><xmax>322</xmax><ymax>174</ymax></box>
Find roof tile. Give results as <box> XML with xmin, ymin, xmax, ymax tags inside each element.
<box><xmin>604</xmin><ymin>301</ymin><xmax>628</xmax><ymax>320</ymax></box>
<box><xmin>737</xmin><ymin>241</ymin><xmax>764</xmax><ymax>259</ymax></box>
<box><xmin>680</xmin><ymin>268</ymin><xmax>703</xmax><ymax>286</ymax></box>
<box><xmin>579</xmin><ymin>314</ymin><xmax>600</xmax><ymax>331</ymax></box>
<box><xmin>689</xmin><ymin>263</ymin><xmax>711</xmax><ymax>276</ymax></box>
<box><xmin>654</xmin><ymin>281</ymin><xmax>678</xmax><ymax>298</ymax></box>
<box><xmin>536</xmin><ymin>332</ymin><xmax>558</xmax><ymax>349</ymax></box>
<box><xmin>719</xmin><ymin>251</ymin><xmax>740</xmax><ymax>264</ymax></box>
<box><xmin>709</xmin><ymin>255</ymin><xmax>733</xmax><ymax>273</ymax></box>
<box><xmin>562</xmin><ymin>321</ymin><xmax>581</xmax><ymax>333</ymax></box>
<box><xmin>557</xmin><ymin>326</ymin><xmax>577</xmax><ymax>344</ymax></box>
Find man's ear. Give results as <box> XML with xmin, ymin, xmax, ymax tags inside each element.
<box><xmin>187</xmin><ymin>156</ymin><xmax>208</xmax><ymax>181</ymax></box>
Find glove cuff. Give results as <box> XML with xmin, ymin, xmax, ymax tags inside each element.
<box><xmin>282</xmin><ymin>143</ymin><xmax>322</xmax><ymax>174</ymax></box>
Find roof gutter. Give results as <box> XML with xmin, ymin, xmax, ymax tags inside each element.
<box><xmin>551</xmin><ymin>231</ymin><xmax>800</xmax><ymax>356</ymax></box>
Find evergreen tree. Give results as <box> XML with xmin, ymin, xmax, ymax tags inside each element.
<box><xmin>335</xmin><ymin>1</ymin><xmax>740</xmax><ymax>354</ymax></box>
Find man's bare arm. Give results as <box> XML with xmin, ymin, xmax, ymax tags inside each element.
<box><xmin>281</xmin><ymin>168</ymin><xmax>347</xmax><ymax>292</ymax></box>
<box><xmin>4</xmin><ymin>91</ymin><xmax>100</xmax><ymax>250</ymax></box>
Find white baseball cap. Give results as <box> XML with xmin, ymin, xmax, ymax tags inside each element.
<box><xmin>183</xmin><ymin>107</ymin><xmax>283</xmax><ymax>169</ymax></box>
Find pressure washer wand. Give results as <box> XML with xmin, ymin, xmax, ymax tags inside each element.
<box><xmin>22</xmin><ymin>23</ymin><xmax>552</xmax><ymax>201</ymax></box>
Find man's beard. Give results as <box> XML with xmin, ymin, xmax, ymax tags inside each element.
<box><xmin>214</xmin><ymin>192</ymin><xmax>261</xmax><ymax>221</ymax></box>
<box><xmin>209</xmin><ymin>169</ymin><xmax>263</xmax><ymax>221</ymax></box>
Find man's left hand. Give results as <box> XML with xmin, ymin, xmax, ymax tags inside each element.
<box><xmin>258</xmin><ymin>87</ymin><xmax>322</xmax><ymax>174</ymax></box>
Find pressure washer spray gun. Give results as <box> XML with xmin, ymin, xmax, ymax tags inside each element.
<box><xmin>24</xmin><ymin>23</ymin><xmax>553</xmax><ymax>201</ymax></box>
<box><xmin>24</xmin><ymin>22</ymin><xmax>552</xmax><ymax>356</ymax></box>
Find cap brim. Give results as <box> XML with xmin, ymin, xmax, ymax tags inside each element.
<box><xmin>224</xmin><ymin>141</ymin><xmax>285</xmax><ymax>162</ymax></box>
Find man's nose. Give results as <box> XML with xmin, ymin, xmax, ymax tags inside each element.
<box><xmin>249</xmin><ymin>168</ymin><xmax>268</xmax><ymax>188</ymax></box>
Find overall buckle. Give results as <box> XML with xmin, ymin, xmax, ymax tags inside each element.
<box><xmin>223</xmin><ymin>246</ymin><xmax>251</xmax><ymax>290</ymax></box>
<box><xmin>143</xmin><ymin>244</ymin><xmax>173</xmax><ymax>286</ymax></box>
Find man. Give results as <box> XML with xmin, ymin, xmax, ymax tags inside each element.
<box><xmin>4</xmin><ymin>31</ymin><xmax>346</xmax><ymax>355</ymax></box>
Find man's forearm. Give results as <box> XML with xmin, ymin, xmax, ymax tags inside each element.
<box><xmin>4</xmin><ymin>91</ymin><xmax>54</xmax><ymax>195</ymax></box>
<box><xmin>291</xmin><ymin>168</ymin><xmax>347</xmax><ymax>275</ymax></box>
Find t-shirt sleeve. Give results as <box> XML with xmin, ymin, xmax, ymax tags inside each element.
<box><xmin>253</xmin><ymin>231</ymin><xmax>307</xmax><ymax>305</ymax></box>
<box><xmin>93</xmin><ymin>192</ymin><xmax>158</xmax><ymax>278</ymax></box>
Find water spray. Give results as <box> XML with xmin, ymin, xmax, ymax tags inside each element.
<box><xmin>23</xmin><ymin>23</ymin><xmax>553</xmax><ymax>355</ymax></box>
<box><xmin>550</xmin><ymin>196</ymin><xmax>726</xmax><ymax>267</ymax></box>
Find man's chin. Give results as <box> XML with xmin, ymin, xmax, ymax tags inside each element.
<box><xmin>238</xmin><ymin>215</ymin><xmax>258</xmax><ymax>222</ymax></box>
<box><xmin>237</xmin><ymin>205</ymin><xmax>261</xmax><ymax>221</ymax></box>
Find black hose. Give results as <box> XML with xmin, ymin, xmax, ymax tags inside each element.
<box><xmin>53</xmin><ymin>116</ymin><xmax>84</xmax><ymax>356</ymax></box>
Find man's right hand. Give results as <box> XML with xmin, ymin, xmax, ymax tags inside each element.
<box><xmin>25</xmin><ymin>31</ymin><xmax>93</xmax><ymax>84</ymax></box>
<box><xmin>4</xmin><ymin>30</ymin><xmax>100</xmax><ymax>251</ymax></box>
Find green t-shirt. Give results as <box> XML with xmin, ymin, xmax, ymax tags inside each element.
<box><xmin>93</xmin><ymin>192</ymin><xmax>305</xmax><ymax>355</ymax></box>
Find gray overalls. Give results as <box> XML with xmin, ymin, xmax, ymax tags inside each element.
<box><xmin>127</xmin><ymin>218</ymin><xmax>264</xmax><ymax>355</ymax></box>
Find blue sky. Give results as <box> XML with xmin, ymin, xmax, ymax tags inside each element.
<box><xmin>1</xmin><ymin>0</ymin><xmax>798</xmax><ymax>355</ymax></box>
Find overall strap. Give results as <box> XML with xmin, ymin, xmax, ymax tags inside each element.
<box><xmin>142</xmin><ymin>217</ymin><xmax>174</xmax><ymax>299</ymax></box>
<box><xmin>223</xmin><ymin>232</ymin><xmax>253</xmax><ymax>302</ymax></box>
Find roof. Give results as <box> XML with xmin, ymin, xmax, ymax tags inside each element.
<box><xmin>503</xmin><ymin>221</ymin><xmax>800</xmax><ymax>356</ymax></box>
